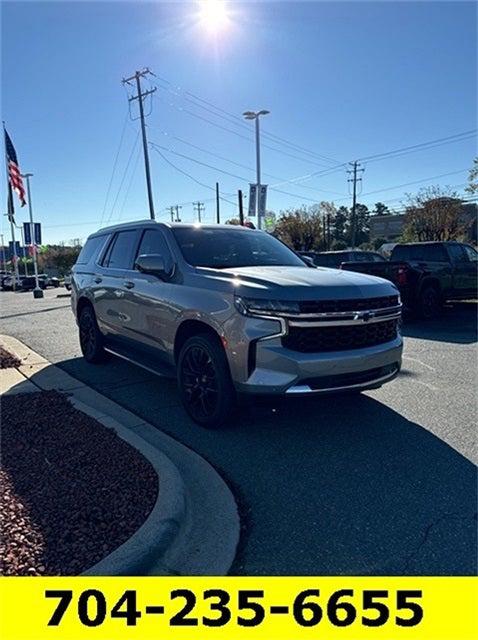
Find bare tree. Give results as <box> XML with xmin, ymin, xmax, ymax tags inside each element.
<box><xmin>274</xmin><ymin>207</ymin><xmax>323</xmax><ymax>251</ymax></box>
<box><xmin>402</xmin><ymin>186</ymin><xmax>465</xmax><ymax>242</ymax></box>
<box><xmin>465</xmin><ymin>157</ymin><xmax>478</xmax><ymax>194</ymax></box>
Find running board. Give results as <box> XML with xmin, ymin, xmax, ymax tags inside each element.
<box><xmin>104</xmin><ymin>345</ymin><xmax>176</xmax><ymax>379</ymax></box>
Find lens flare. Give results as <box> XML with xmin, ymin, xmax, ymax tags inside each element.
<box><xmin>198</xmin><ymin>0</ymin><xmax>230</xmax><ymax>33</ymax></box>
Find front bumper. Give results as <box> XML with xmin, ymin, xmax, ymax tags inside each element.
<box><xmin>234</xmin><ymin>334</ymin><xmax>403</xmax><ymax>395</ymax></box>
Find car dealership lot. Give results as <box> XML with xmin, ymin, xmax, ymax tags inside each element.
<box><xmin>1</xmin><ymin>289</ymin><xmax>476</xmax><ymax>575</ymax></box>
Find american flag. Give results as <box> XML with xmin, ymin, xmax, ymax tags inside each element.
<box><xmin>4</xmin><ymin>128</ymin><xmax>27</xmax><ymax>208</ymax></box>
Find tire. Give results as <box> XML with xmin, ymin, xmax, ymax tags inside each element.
<box><xmin>177</xmin><ymin>334</ymin><xmax>236</xmax><ymax>428</ymax></box>
<box><xmin>78</xmin><ymin>304</ymin><xmax>106</xmax><ymax>363</ymax></box>
<box><xmin>417</xmin><ymin>284</ymin><xmax>442</xmax><ymax>319</ymax></box>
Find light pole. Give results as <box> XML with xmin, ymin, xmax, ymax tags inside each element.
<box><xmin>21</xmin><ymin>173</ymin><xmax>43</xmax><ymax>298</ymax></box>
<box><xmin>243</xmin><ymin>109</ymin><xmax>270</xmax><ymax>229</ymax></box>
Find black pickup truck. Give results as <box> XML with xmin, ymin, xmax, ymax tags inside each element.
<box><xmin>340</xmin><ymin>241</ymin><xmax>478</xmax><ymax>318</ymax></box>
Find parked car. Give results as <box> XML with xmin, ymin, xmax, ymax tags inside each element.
<box><xmin>1</xmin><ymin>274</ymin><xmax>23</xmax><ymax>291</ymax></box>
<box><xmin>21</xmin><ymin>274</ymin><xmax>60</xmax><ymax>291</ymax></box>
<box><xmin>340</xmin><ymin>241</ymin><xmax>478</xmax><ymax>318</ymax></box>
<box><xmin>301</xmin><ymin>250</ymin><xmax>386</xmax><ymax>269</ymax></box>
<box><xmin>71</xmin><ymin>222</ymin><xmax>403</xmax><ymax>427</ymax></box>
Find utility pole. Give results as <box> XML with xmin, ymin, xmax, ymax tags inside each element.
<box><xmin>215</xmin><ymin>182</ymin><xmax>220</xmax><ymax>224</ymax></box>
<box><xmin>327</xmin><ymin>213</ymin><xmax>331</xmax><ymax>251</ymax></box>
<box><xmin>347</xmin><ymin>161</ymin><xmax>364</xmax><ymax>248</ymax></box>
<box><xmin>122</xmin><ymin>68</ymin><xmax>156</xmax><ymax>220</ymax></box>
<box><xmin>169</xmin><ymin>206</ymin><xmax>175</xmax><ymax>223</ymax></box>
<box><xmin>174</xmin><ymin>205</ymin><xmax>182</xmax><ymax>222</ymax></box>
<box><xmin>193</xmin><ymin>201</ymin><xmax>205</xmax><ymax>223</ymax></box>
<box><xmin>238</xmin><ymin>190</ymin><xmax>244</xmax><ymax>226</ymax></box>
<box><xmin>22</xmin><ymin>173</ymin><xmax>43</xmax><ymax>298</ymax></box>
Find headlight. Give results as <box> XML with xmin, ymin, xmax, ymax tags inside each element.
<box><xmin>234</xmin><ymin>296</ymin><xmax>300</xmax><ymax>317</ymax></box>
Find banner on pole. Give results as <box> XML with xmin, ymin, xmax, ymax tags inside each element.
<box><xmin>248</xmin><ymin>184</ymin><xmax>257</xmax><ymax>217</ymax></box>
<box><xmin>34</xmin><ymin>223</ymin><xmax>42</xmax><ymax>245</ymax></box>
<box><xmin>23</xmin><ymin>222</ymin><xmax>32</xmax><ymax>245</ymax></box>
<box><xmin>258</xmin><ymin>185</ymin><xmax>268</xmax><ymax>218</ymax></box>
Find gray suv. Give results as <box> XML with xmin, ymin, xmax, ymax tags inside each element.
<box><xmin>71</xmin><ymin>221</ymin><xmax>403</xmax><ymax>427</ymax></box>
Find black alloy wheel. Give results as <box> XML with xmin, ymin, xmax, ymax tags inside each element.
<box><xmin>178</xmin><ymin>335</ymin><xmax>235</xmax><ymax>428</ymax></box>
<box><xmin>418</xmin><ymin>285</ymin><xmax>442</xmax><ymax>319</ymax></box>
<box><xmin>79</xmin><ymin>305</ymin><xmax>106</xmax><ymax>363</ymax></box>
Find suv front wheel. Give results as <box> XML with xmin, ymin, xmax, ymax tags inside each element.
<box><xmin>177</xmin><ymin>334</ymin><xmax>236</xmax><ymax>428</ymax></box>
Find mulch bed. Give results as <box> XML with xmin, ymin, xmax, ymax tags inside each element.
<box><xmin>0</xmin><ymin>390</ymin><xmax>158</xmax><ymax>575</ymax></box>
<box><xmin>0</xmin><ymin>346</ymin><xmax>22</xmax><ymax>369</ymax></box>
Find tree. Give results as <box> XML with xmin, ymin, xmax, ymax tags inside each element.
<box><xmin>351</xmin><ymin>203</ymin><xmax>371</xmax><ymax>246</ymax></box>
<box><xmin>331</xmin><ymin>239</ymin><xmax>347</xmax><ymax>250</ymax></box>
<box><xmin>465</xmin><ymin>157</ymin><xmax>478</xmax><ymax>194</ymax></box>
<box><xmin>402</xmin><ymin>186</ymin><xmax>465</xmax><ymax>242</ymax></box>
<box><xmin>332</xmin><ymin>206</ymin><xmax>348</xmax><ymax>244</ymax></box>
<box><xmin>274</xmin><ymin>207</ymin><xmax>323</xmax><ymax>251</ymax></box>
<box><xmin>372</xmin><ymin>202</ymin><xmax>390</xmax><ymax>216</ymax></box>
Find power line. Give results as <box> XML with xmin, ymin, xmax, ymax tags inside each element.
<box><xmin>105</xmin><ymin>131</ymin><xmax>140</xmax><ymax>224</ymax></box>
<box><xmin>358</xmin><ymin>130</ymin><xmax>476</xmax><ymax>163</ymax></box>
<box><xmin>154</xmin><ymin>75</ymin><xmax>343</xmax><ymax>166</ymax></box>
<box><xmin>147</xmin><ymin>125</ymin><xmax>345</xmax><ymax>196</ymax></box>
<box><xmin>150</xmin><ymin>144</ymin><xmax>238</xmax><ymax>208</ymax></box>
<box><xmin>156</xmin><ymin>95</ymin><xmax>340</xmax><ymax>170</ymax></box>
<box><xmin>99</xmin><ymin>110</ymin><xmax>130</xmax><ymax>227</ymax></box>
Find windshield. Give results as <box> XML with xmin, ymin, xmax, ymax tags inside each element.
<box><xmin>172</xmin><ymin>227</ymin><xmax>306</xmax><ymax>269</ymax></box>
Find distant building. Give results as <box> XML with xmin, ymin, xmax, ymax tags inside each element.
<box><xmin>369</xmin><ymin>202</ymin><xmax>477</xmax><ymax>244</ymax></box>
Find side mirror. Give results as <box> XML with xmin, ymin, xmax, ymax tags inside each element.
<box><xmin>301</xmin><ymin>255</ymin><xmax>316</xmax><ymax>268</ymax></box>
<box><xmin>135</xmin><ymin>254</ymin><xmax>168</xmax><ymax>279</ymax></box>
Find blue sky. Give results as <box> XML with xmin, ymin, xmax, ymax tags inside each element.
<box><xmin>1</xmin><ymin>0</ymin><xmax>476</xmax><ymax>244</ymax></box>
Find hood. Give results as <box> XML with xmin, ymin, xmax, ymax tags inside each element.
<box><xmin>195</xmin><ymin>265</ymin><xmax>398</xmax><ymax>301</ymax></box>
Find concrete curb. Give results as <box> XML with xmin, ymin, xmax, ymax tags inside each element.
<box><xmin>0</xmin><ymin>334</ymin><xmax>240</xmax><ymax>576</ymax></box>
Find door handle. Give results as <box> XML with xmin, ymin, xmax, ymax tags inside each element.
<box><xmin>94</xmin><ymin>276</ymin><xmax>102</xmax><ymax>284</ymax></box>
<box><xmin>123</xmin><ymin>281</ymin><xmax>135</xmax><ymax>289</ymax></box>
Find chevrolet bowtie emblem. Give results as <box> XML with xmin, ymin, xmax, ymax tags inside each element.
<box><xmin>354</xmin><ymin>311</ymin><xmax>375</xmax><ymax>322</ymax></box>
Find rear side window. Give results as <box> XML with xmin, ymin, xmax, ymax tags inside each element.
<box><xmin>135</xmin><ymin>229</ymin><xmax>173</xmax><ymax>273</ymax></box>
<box><xmin>76</xmin><ymin>235</ymin><xmax>107</xmax><ymax>265</ymax></box>
<box><xmin>103</xmin><ymin>230</ymin><xmax>138</xmax><ymax>269</ymax></box>
<box><xmin>392</xmin><ymin>244</ymin><xmax>446</xmax><ymax>262</ymax></box>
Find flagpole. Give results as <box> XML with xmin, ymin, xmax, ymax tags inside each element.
<box><xmin>22</xmin><ymin>173</ymin><xmax>43</xmax><ymax>298</ymax></box>
<box><xmin>3</xmin><ymin>122</ymin><xmax>20</xmax><ymax>290</ymax></box>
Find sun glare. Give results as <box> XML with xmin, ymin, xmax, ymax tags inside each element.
<box><xmin>198</xmin><ymin>0</ymin><xmax>230</xmax><ymax>33</ymax></box>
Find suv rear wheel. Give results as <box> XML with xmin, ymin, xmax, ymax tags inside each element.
<box><xmin>177</xmin><ymin>334</ymin><xmax>235</xmax><ymax>428</ymax></box>
<box><xmin>78</xmin><ymin>304</ymin><xmax>106</xmax><ymax>363</ymax></box>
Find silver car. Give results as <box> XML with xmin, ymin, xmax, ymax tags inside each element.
<box><xmin>71</xmin><ymin>221</ymin><xmax>403</xmax><ymax>427</ymax></box>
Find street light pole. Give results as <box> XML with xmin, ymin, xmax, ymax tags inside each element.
<box><xmin>243</xmin><ymin>109</ymin><xmax>270</xmax><ymax>230</ymax></box>
<box><xmin>22</xmin><ymin>173</ymin><xmax>43</xmax><ymax>298</ymax></box>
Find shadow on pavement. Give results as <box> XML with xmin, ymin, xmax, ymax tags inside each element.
<box><xmin>402</xmin><ymin>301</ymin><xmax>477</xmax><ymax>344</ymax></box>
<box><xmin>19</xmin><ymin>355</ymin><xmax>477</xmax><ymax>577</ymax></box>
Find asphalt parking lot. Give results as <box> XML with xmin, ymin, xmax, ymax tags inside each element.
<box><xmin>1</xmin><ymin>289</ymin><xmax>477</xmax><ymax>575</ymax></box>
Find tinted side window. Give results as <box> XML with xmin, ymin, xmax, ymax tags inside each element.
<box><xmin>136</xmin><ymin>230</ymin><xmax>173</xmax><ymax>273</ymax></box>
<box><xmin>447</xmin><ymin>244</ymin><xmax>467</xmax><ymax>263</ymax></box>
<box><xmin>104</xmin><ymin>230</ymin><xmax>138</xmax><ymax>269</ymax></box>
<box><xmin>424</xmin><ymin>244</ymin><xmax>447</xmax><ymax>261</ymax></box>
<box><xmin>463</xmin><ymin>245</ymin><xmax>478</xmax><ymax>263</ymax></box>
<box><xmin>76</xmin><ymin>235</ymin><xmax>107</xmax><ymax>265</ymax></box>
<box><xmin>392</xmin><ymin>244</ymin><xmax>446</xmax><ymax>261</ymax></box>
